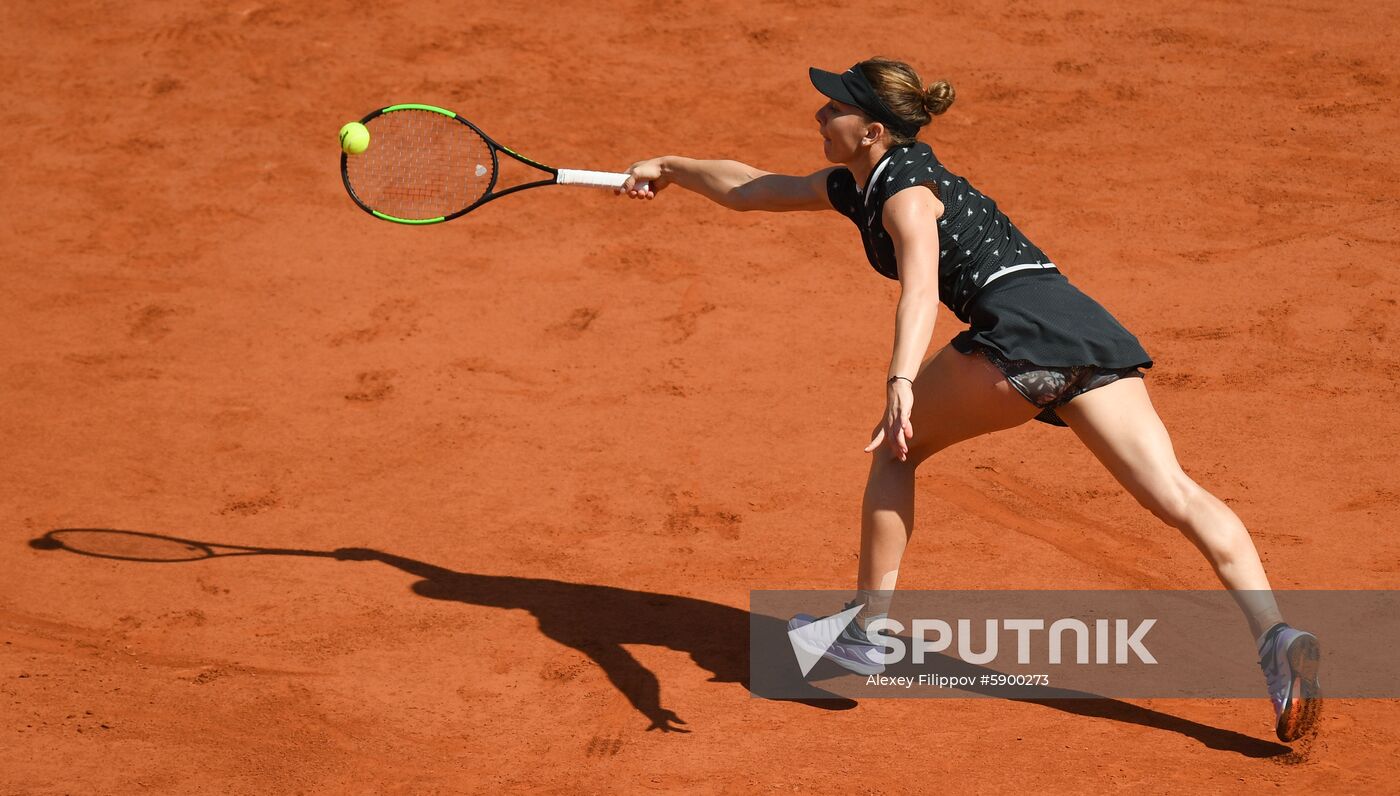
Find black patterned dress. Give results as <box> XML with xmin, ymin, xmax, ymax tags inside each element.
<box><xmin>826</xmin><ymin>143</ymin><xmax>1152</xmax><ymax>424</ymax></box>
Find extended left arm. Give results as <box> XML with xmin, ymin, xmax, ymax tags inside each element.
<box><xmin>865</xmin><ymin>186</ymin><xmax>945</xmax><ymax>460</ymax></box>
<box><xmin>885</xmin><ymin>187</ymin><xmax>943</xmax><ymax>381</ymax></box>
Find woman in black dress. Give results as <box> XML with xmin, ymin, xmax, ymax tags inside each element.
<box><xmin>619</xmin><ymin>58</ymin><xmax>1319</xmax><ymax>743</ymax></box>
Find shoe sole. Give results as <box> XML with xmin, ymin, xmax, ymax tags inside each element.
<box><xmin>1276</xmin><ymin>633</ymin><xmax>1322</xmax><ymax>743</ymax></box>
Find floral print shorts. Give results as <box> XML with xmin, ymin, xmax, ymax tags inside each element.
<box><xmin>972</xmin><ymin>343</ymin><xmax>1145</xmax><ymax>426</ymax></box>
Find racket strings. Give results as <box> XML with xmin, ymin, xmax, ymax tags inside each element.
<box><xmin>346</xmin><ymin>110</ymin><xmax>494</xmax><ymax>220</ymax></box>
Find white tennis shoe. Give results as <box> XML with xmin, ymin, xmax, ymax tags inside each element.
<box><xmin>1257</xmin><ymin>623</ymin><xmax>1322</xmax><ymax>742</ymax></box>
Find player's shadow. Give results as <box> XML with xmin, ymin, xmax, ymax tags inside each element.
<box><xmin>31</xmin><ymin>529</ymin><xmax>1290</xmax><ymax>755</ymax></box>
<box><xmin>799</xmin><ymin>652</ymin><xmax>1293</xmax><ymax>759</ymax></box>
<box><xmin>331</xmin><ymin>546</ymin><xmax>853</xmax><ymax>732</ymax></box>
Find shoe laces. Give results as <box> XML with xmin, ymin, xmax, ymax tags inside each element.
<box><xmin>801</xmin><ymin>613</ymin><xmax>844</xmax><ymax>650</ymax></box>
<box><xmin>1257</xmin><ymin>624</ymin><xmax>1291</xmax><ymax>707</ymax></box>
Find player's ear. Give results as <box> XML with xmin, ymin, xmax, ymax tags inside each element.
<box><xmin>862</xmin><ymin>121</ymin><xmax>885</xmax><ymax>146</ymax></box>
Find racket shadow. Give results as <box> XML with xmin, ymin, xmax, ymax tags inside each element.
<box><xmin>29</xmin><ymin>529</ymin><xmax>1290</xmax><ymax>753</ymax></box>
<box><xmin>29</xmin><ymin>528</ymin><xmax>850</xmax><ymax>733</ymax></box>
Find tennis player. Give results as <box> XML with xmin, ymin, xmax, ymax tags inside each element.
<box><xmin>619</xmin><ymin>58</ymin><xmax>1319</xmax><ymax>742</ymax></box>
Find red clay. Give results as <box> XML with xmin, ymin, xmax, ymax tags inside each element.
<box><xmin>3</xmin><ymin>0</ymin><xmax>1398</xmax><ymax>792</ymax></box>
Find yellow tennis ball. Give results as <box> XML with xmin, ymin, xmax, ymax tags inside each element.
<box><xmin>339</xmin><ymin>122</ymin><xmax>370</xmax><ymax>155</ymax></box>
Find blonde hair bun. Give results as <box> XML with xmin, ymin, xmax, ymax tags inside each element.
<box><xmin>924</xmin><ymin>81</ymin><xmax>955</xmax><ymax>116</ymax></box>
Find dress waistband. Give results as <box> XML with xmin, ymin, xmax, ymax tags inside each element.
<box><xmin>958</xmin><ymin>262</ymin><xmax>1060</xmax><ymax>317</ymax></box>
<box><xmin>983</xmin><ymin>262</ymin><xmax>1059</xmax><ymax>288</ymax></box>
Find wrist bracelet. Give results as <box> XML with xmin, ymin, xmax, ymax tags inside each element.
<box><xmin>887</xmin><ymin>375</ymin><xmax>914</xmax><ymax>387</ymax></box>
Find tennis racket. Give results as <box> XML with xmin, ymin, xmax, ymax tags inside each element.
<box><xmin>340</xmin><ymin>103</ymin><xmax>647</xmax><ymax>225</ymax></box>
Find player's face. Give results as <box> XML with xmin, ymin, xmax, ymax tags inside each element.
<box><xmin>815</xmin><ymin>99</ymin><xmax>874</xmax><ymax>163</ymax></box>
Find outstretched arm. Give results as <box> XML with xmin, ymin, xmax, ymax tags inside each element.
<box><xmin>620</xmin><ymin>156</ymin><xmax>835</xmax><ymax>212</ymax></box>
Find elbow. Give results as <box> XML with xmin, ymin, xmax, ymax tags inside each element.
<box><xmin>898</xmin><ymin>286</ymin><xmax>938</xmax><ymax>307</ymax></box>
<box><xmin>896</xmin><ymin>265</ymin><xmax>939</xmax><ymax>307</ymax></box>
<box><xmin>725</xmin><ymin>188</ymin><xmax>755</xmax><ymax>212</ymax></box>
<box><xmin>726</xmin><ymin>171</ymin><xmax>771</xmax><ymax>211</ymax></box>
<box><xmin>896</xmin><ymin>289</ymin><xmax>940</xmax><ymax>321</ymax></box>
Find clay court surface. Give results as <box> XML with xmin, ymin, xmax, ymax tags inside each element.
<box><xmin>3</xmin><ymin>0</ymin><xmax>1399</xmax><ymax>792</ymax></box>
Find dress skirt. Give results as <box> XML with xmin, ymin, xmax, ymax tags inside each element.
<box><xmin>949</xmin><ymin>271</ymin><xmax>1153</xmax><ymax>371</ymax></box>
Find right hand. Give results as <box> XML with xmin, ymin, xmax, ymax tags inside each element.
<box><xmin>619</xmin><ymin>157</ymin><xmax>669</xmax><ymax>199</ymax></box>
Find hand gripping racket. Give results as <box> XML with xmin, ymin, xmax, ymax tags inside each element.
<box><xmin>340</xmin><ymin>103</ymin><xmax>646</xmax><ymax>225</ymax></box>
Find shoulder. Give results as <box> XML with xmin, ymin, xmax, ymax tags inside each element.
<box><xmin>883</xmin><ymin>183</ymin><xmax>944</xmax><ymax>242</ymax></box>
<box><xmin>826</xmin><ymin>167</ymin><xmax>857</xmax><ymax>194</ymax></box>
<box><xmin>825</xmin><ymin>167</ymin><xmax>860</xmax><ymax>217</ymax></box>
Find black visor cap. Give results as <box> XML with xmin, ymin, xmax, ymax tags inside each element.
<box><xmin>809</xmin><ymin>65</ymin><xmax>919</xmax><ymax>138</ymax></box>
<box><xmin>809</xmin><ymin>67</ymin><xmax>860</xmax><ymax>106</ymax></box>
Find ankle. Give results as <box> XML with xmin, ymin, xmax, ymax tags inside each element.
<box><xmin>854</xmin><ymin>588</ymin><xmax>893</xmax><ymax>630</ymax></box>
<box><xmin>1256</xmin><ymin>622</ymin><xmax>1288</xmax><ymax>654</ymax></box>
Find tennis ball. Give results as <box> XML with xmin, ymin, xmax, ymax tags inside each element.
<box><xmin>339</xmin><ymin>122</ymin><xmax>370</xmax><ymax>155</ymax></box>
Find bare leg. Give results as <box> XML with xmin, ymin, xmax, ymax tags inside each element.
<box><xmin>1055</xmin><ymin>377</ymin><xmax>1284</xmax><ymax>639</ymax></box>
<box><xmin>857</xmin><ymin>344</ymin><xmax>1040</xmax><ymax>623</ymax></box>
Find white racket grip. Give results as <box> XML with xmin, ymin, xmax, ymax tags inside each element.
<box><xmin>556</xmin><ymin>168</ymin><xmax>650</xmax><ymax>192</ymax></box>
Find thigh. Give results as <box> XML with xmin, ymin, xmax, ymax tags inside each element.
<box><xmin>902</xmin><ymin>344</ymin><xmax>1043</xmax><ymax>464</ymax></box>
<box><xmin>1054</xmin><ymin>376</ymin><xmax>1193</xmax><ymax>514</ymax></box>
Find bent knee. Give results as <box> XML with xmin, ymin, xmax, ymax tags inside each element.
<box><xmin>1135</xmin><ymin>471</ymin><xmax>1202</xmax><ymax>527</ymax></box>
